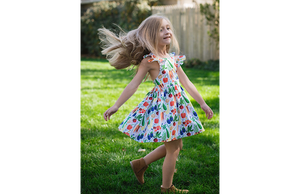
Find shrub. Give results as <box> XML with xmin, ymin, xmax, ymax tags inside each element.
<box><xmin>81</xmin><ymin>0</ymin><xmax>151</xmax><ymax>57</ymax></box>
<box><xmin>184</xmin><ymin>58</ymin><xmax>202</xmax><ymax>68</ymax></box>
<box><xmin>183</xmin><ymin>58</ymin><xmax>219</xmax><ymax>71</ymax></box>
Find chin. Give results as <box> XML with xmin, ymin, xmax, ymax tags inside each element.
<box><xmin>164</xmin><ymin>40</ymin><xmax>171</xmax><ymax>44</ymax></box>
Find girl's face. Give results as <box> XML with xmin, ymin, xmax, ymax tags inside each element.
<box><xmin>158</xmin><ymin>19</ymin><xmax>172</xmax><ymax>47</ymax></box>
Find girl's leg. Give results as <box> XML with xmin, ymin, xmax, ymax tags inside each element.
<box><xmin>144</xmin><ymin>140</ymin><xmax>182</xmax><ymax>165</ymax></box>
<box><xmin>162</xmin><ymin>138</ymin><xmax>182</xmax><ymax>188</ymax></box>
<box><xmin>143</xmin><ymin>144</ymin><xmax>166</xmax><ymax>165</ymax></box>
<box><xmin>131</xmin><ymin>144</ymin><xmax>168</xmax><ymax>184</ymax></box>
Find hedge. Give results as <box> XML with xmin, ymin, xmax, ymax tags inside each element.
<box><xmin>81</xmin><ymin>0</ymin><xmax>151</xmax><ymax>57</ymax></box>
<box><xmin>183</xmin><ymin>58</ymin><xmax>219</xmax><ymax>71</ymax></box>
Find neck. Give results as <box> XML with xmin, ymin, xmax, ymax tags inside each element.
<box><xmin>156</xmin><ymin>45</ymin><xmax>168</xmax><ymax>58</ymax></box>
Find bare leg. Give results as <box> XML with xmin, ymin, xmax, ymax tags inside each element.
<box><xmin>162</xmin><ymin>138</ymin><xmax>182</xmax><ymax>188</ymax></box>
<box><xmin>143</xmin><ymin>144</ymin><xmax>166</xmax><ymax>166</ymax></box>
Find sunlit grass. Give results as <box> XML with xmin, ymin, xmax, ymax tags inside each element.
<box><xmin>81</xmin><ymin>58</ymin><xmax>219</xmax><ymax>194</ymax></box>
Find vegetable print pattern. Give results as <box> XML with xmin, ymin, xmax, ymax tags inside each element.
<box><xmin>118</xmin><ymin>52</ymin><xmax>204</xmax><ymax>143</ymax></box>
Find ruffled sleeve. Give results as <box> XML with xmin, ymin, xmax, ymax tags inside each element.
<box><xmin>174</xmin><ymin>54</ymin><xmax>186</xmax><ymax>68</ymax></box>
<box><xmin>143</xmin><ymin>53</ymin><xmax>164</xmax><ymax>64</ymax></box>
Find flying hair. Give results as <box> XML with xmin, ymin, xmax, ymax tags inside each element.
<box><xmin>98</xmin><ymin>14</ymin><xmax>180</xmax><ymax>72</ymax></box>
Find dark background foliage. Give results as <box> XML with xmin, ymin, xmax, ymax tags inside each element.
<box><xmin>183</xmin><ymin>59</ymin><xmax>219</xmax><ymax>71</ymax></box>
<box><xmin>81</xmin><ymin>0</ymin><xmax>152</xmax><ymax>58</ymax></box>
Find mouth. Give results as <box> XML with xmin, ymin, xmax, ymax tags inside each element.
<box><xmin>163</xmin><ymin>36</ymin><xmax>171</xmax><ymax>39</ymax></box>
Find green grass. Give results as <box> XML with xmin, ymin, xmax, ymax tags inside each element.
<box><xmin>81</xmin><ymin>58</ymin><xmax>219</xmax><ymax>194</ymax></box>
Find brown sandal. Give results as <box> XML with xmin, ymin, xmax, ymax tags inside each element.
<box><xmin>161</xmin><ymin>184</ymin><xmax>189</xmax><ymax>193</ymax></box>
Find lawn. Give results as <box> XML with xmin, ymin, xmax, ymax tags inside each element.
<box><xmin>81</xmin><ymin>58</ymin><xmax>219</xmax><ymax>194</ymax></box>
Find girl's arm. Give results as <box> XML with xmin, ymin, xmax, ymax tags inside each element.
<box><xmin>177</xmin><ymin>66</ymin><xmax>213</xmax><ymax>119</ymax></box>
<box><xmin>103</xmin><ymin>59</ymin><xmax>152</xmax><ymax>121</ymax></box>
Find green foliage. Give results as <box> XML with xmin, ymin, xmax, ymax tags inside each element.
<box><xmin>81</xmin><ymin>0</ymin><xmax>152</xmax><ymax>57</ymax></box>
<box><xmin>200</xmin><ymin>0</ymin><xmax>219</xmax><ymax>47</ymax></box>
<box><xmin>147</xmin><ymin>0</ymin><xmax>164</xmax><ymax>7</ymax></box>
<box><xmin>183</xmin><ymin>58</ymin><xmax>219</xmax><ymax>71</ymax></box>
<box><xmin>200</xmin><ymin>3</ymin><xmax>215</xmax><ymax>22</ymax></box>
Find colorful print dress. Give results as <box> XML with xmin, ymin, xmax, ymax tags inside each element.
<box><xmin>118</xmin><ymin>52</ymin><xmax>204</xmax><ymax>143</ymax></box>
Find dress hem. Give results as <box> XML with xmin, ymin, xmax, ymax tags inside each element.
<box><xmin>119</xmin><ymin>128</ymin><xmax>205</xmax><ymax>143</ymax></box>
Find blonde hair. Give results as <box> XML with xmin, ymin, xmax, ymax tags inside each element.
<box><xmin>98</xmin><ymin>14</ymin><xmax>180</xmax><ymax>71</ymax></box>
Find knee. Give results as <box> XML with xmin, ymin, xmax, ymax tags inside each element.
<box><xmin>173</xmin><ymin>139</ymin><xmax>183</xmax><ymax>151</ymax></box>
<box><xmin>174</xmin><ymin>141</ymin><xmax>183</xmax><ymax>153</ymax></box>
<box><xmin>164</xmin><ymin>139</ymin><xmax>183</xmax><ymax>154</ymax></box>
<box><xmin>173</xmin><ymin>148</ymin><xmax>180</xmax><ymax>157</ymax></box>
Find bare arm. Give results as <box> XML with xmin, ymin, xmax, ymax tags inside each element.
<box><xmin>103</xmin><ymin>59</ymin><xmax>151</xmax><ymax>121</ymax></box>
<box><xmin>177</xmin><ymin>66</ymin><xmax>213</xmax><ymax>119</ymax></box>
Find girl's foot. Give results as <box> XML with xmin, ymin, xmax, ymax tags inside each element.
<box><xmin>161</xmin><ymin>185</ymin><xmax>189</xmax><ymax>193</ymax></box>
<box><xmin>130</xmin><ymin>158</ymin><xmax>148</xmax><ymax>184</ymax></box>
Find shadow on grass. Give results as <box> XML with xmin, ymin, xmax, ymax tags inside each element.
<box><xmin>81</xmin><ymin>68</ymin><xmax>219</xmax><ymax>88</ymax></box>
<box><xmin>81</xmin><ymin>68</ymin><xmax>133</xmax><ymax>79</ymax></box>
<box><xmin>81</xmin><ymin>58</ymin><xmax>219</xmax><ymax>86</ymax></box>
<box><xmin>81</xmin><ymin>57</ymin><xmax>108</xmax><ymax>62</ymax></box>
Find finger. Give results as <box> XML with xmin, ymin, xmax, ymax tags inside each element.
<box><xmin>209</xmin><ymin>111</ymin><xmax>213</xmax><ymax>119</ymax></box>
<box><xmin>104</xmin><ymin>109</ymin><xmax>109</xmax><ymax>121</ymax></box>
<box><xmin>106</xmin><ymin>112</ymin><xmax>110</xmax><ymax>121</ymax></box>
<box><xmin>103</xmin><ymin>112</ymin><xmax>107</xmax><ymax>121</ymax></box>
<box><xmin>107</xmin><ymin>111</ymin><xmax>112</xmax><ymax>120</ymax></box>
<box><xmin>206</xmin><ymin>111</ymin><xmax>210</xmax><ymax>119</ymax></box>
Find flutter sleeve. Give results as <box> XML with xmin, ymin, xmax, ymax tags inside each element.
<box><xmin>174</xmin><ymin>55</ymin><xmax>186</xmax><ymax>68</ymax></box>
<box><xmin>143</xmin><ymin>53</ymin><xmax>164</xmax><ymax>64</ymax></box>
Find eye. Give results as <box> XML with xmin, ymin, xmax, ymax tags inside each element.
<box><xmin>167</xmin><ymin>27</ymin><xmax>170</xmax><ymax>30</ymax></box>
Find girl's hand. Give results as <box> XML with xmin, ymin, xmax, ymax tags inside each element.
<box><xmin>200</xmin><ymin>103</ymin><xmax>213</xmax><ymax>120</ymax></box>
<box><xmin>103</xmin><ymin>105</ymin><xmax>119</xmax><ymax>121</ymax></box>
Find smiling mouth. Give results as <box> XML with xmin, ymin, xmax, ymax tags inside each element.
<box><xmin>163</xmin><ymin>37</ymin><xmax>171</xmax><ymax>39</ymax></box>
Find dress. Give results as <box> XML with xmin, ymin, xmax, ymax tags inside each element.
<box><xmin>118</xmin><ymin>52</ymin><xmax>204</xmax><ymax>143</ymax></box>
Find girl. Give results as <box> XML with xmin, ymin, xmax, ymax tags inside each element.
<box><xmin>100</xmin><ymin>14</ymin><xmax>213</xmax><ymax>193</ymax></box>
